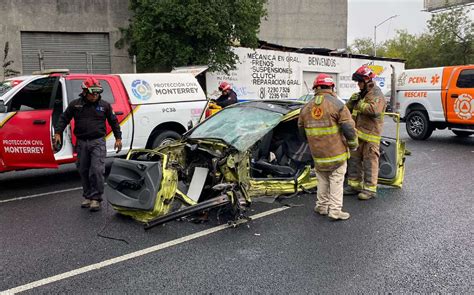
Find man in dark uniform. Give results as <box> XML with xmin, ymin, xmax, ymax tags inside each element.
<box><xmin>214</xmin><ymin>81</ymin><xmax>238</xmax><ymax>108</ymax></box>
<box><xmin>54</xmin><ymin>77</ymin><xmax>122</xmax><ymax>211</ymax></box>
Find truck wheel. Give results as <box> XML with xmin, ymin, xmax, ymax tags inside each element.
<box><xmin>406</xmin><ymin>110</ymin><xmax>433</xmax><ymax>140</ymax></box>
<box><xmin>452</xmin><ymin>130</ymin><xmax>472</xmax><ymax>137</ymax></box>
<box><xmin>151</xmin><ymin>130</ymin><xmax>181</xmax><ymax>148</ymax></box>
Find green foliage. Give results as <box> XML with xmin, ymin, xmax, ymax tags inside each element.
<box><xmin>349</xmin><ymin>4</ymin><xmax>473</xmax><ymax>69</ymax></box>
<box><xmin>383</xmin><ymin>30</ymin><xmax>438</xmax><ymax>68</ymax></box>
<box><xmin>3</xmin><ymin>42</ymin><xmax>20</xmax><ymax>78</ymax></box>
<box><xmin>427</xmin><ymin>4</ymin><xmax>473</xmax><ymax>65</ymax></box>
<box><xmin>118</xmin><ymin>0</ymin><xmax>267</xmax><ymax>73</ymax></box>
<box><xmin>348</xmin><ymin>37</ymin><xmax>386</xmax><ymax>56</ymax></box>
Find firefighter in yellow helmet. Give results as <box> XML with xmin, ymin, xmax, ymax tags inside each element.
<box><xmin>298</xmin><ymin>74</ymin><xmax>358</xmax><ymax>220</ymax></box>
<box><xmin>344</xmin><ymin>65</ymin><xmax>386</xmax><ymax>200</ymax></box>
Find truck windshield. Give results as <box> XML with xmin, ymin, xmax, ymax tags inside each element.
<box><xmin>188</xmin><ymin>106</ymin><xmax>283</xmax><ymax>151</ymax></box>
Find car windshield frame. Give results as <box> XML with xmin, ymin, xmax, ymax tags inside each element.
<box><xmin>188</xmin><ymin>105</ymin><xmax>285</xmax><ymax>151</ymax></box>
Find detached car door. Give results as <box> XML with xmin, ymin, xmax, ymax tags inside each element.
<box><xmin>377</xmin><ymin>113</ymin><xmax>406</xmax><ymax>188</ymax></box>
<box><xmin>0</xmin><ymin>77</ymin><xmax>59</xmax><ymax>169</ymax></box>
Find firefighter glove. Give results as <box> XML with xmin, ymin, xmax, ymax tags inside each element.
<box><xmin>349</xmin><ymin>92</ymin><xmax>360</xmax><ymax>101</ymax></box>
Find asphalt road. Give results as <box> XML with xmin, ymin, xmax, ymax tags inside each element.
<box><xmin>1</xmin><ymin>123</ymin><xmax>473</xmax><ymax>294</ymax></box>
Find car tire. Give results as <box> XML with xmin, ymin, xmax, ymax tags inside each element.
<box><xmin>406</xmin><ymin>110</ymin><xmax>433</xmax><ymax>140</ymax></box>
<box><xmin>151</xmin><ymin>130</ymin><xmax>181</xmax><ymax>148</ymax></box>
<box><xmin>452</xmin><ymin>130</ymin><xmax>472</xmax><ymax>137</ymax></box>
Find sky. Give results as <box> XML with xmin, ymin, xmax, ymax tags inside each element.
<box><xmin>348</xmin><ymin>0</ymin><xmax>432</xmax><ymax>45</ymax></box>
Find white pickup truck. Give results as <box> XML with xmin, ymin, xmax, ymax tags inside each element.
<box><xmin>396</xmin><ymin>65</ymin><xmax>474</xmax><ymax>139</ymax></box>
<box><xmin>0</xmin><ymin>70</ymin><xmax>206</xmax><ymax>172</ymax></box>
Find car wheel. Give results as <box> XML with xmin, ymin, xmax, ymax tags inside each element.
<box><xmin>406</xmin><ymin>110</ymin><xmax>433</xmax><ymax>140</ymax></box>
<box><xmin>151</xmin><ymin>130</ymin><xmax>181</xmax><ymax>148</ymax></box>
<box><xmin>452</xmin><ymin>130</ymin><xmax>473</xmax><ymax>137</ymax></box>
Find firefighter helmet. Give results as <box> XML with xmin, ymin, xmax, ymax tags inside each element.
<box><xmin>218</xmin><ymin>81</ymin><xmax>231</xmax><ymax>91</ymax></box>
<box><xmin>81</xmin><ymin>77</ymin><xmax>103</xmax><ymax>94</ymax></box>
<box><xmin>352</xmin><ymin>65</ymin><xmax>376</xmax><ymax>82</ymax></box>
<box><xmin>313</xmin><ymin>74</ymin><xmax>335</xmax><ymax>88</ymax></box>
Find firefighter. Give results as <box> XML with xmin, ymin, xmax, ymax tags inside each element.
<box><xmin>344</xmin><ymin>65</ymin><xmax>386</xmax><ymax>200</ymax></box>
<box><xmin>298</xmin><ymin>74</ymin><xmax>358</xmax><ymax>220</ymax></box>
<box><xmin>214</xmin><ymin>81</ymin><xmax>238</xmax><ymax>108</ymax></box>
<box><xmin>54</xmin><ymin>77</ymin><xmax>122</xmax><ymax>211</ymax></box>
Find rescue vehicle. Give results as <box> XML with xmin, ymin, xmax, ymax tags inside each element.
<box><xmin>395</xmin><ymin>65</ymin><xmax>474</xmax><ymax>139</ymax></box>
<box><xmin>0</xmin><ymin>70</ymin><xmax>206</xmax><ymax>172</ymax></box>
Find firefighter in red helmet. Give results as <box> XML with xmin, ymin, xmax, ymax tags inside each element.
<box><xmin>298</xmin><ymin>74</ymin><xmax>358</xmax><ymax>220</ymax></box>
<box><xmin>344</xmin><ymin>65</ymin><xmax>386</xmax><ymax>200</ymax></box>
<box><xmin>215</xmin><ymin>81</ymin><xmax>238</xmax><ymax>108</ymax></box>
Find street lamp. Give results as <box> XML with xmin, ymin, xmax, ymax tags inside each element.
<box><xmin>374</xmin><ymin>14</ymin><xmax>398</xmax><ymax>57</ymax></box>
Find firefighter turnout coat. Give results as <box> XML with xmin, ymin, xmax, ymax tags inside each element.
<box><xmin>298</xmin><ymin>90</ymin><xmax>358</xmax><ymax>171</ymax></box>
<box><xmin>346</xmin><ymin>82</ymin><xmax>386</xmax><ymax>144</ymax></box>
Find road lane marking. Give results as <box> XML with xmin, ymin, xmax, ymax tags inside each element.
<box><xmin>0</xmin><ymin>206</ymin><xmax>289</xmax><ymax>294</ymax></box>
<box><xmin>0</xmin><ymin>187</ymin><xmax>82</xmax><ymax>204</ymax></box>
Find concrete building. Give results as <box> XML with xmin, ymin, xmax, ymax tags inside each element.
<box><xmin>259</xmin><ymin>0</ymin><xmax>347</xmax><ymax>49</ymax></box>
<box><xmin>423</xmin><ymin>0</ymin><xmax>474</xmax><ymax>12</ymax></box>
<box><xmin>0</xmin><ymin>0</ymin><xmax>348</xmax><ymax>79</ymax></box>
<box><xmin>0</xmin><ymin>0</ymin><xmax>132</xmax><ymax>79</ymax></box>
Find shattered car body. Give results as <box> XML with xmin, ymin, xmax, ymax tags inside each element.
<box><xmin>105</xmin><ymin>100</ymin><xmax>406</xmax><ymax>227</ymax></box>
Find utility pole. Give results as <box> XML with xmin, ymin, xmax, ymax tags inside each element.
<box><xmin>374</xmin><ymin>15</ymin><xmax>398</xmax><ymax>56</ymax></box>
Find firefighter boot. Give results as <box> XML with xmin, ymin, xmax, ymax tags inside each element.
<box><xmin>358</xmin><ymin>191</ymin><xmax>375</xmax><ymax>200</ymax></box>
<box><xmin>81</xmin><ymin>199</ymin><xmax>91</xmax><ymax>208</ymax></box>
<box><xmin>343</xmin><ymin>186</ymin><xmax>360</xmax><ymax>195</ymax></box>
<box><xmin>328</xmin><ymin>210</ymin><xmax>350</xmax><ymax>220</ymax></box>
<box><xmin>314</xmin><ymin>206</ymin><xmax>328</xmax><ymax>216</ymax></box>
<box><xmin>89</xmin><ymin>200</ymin><xmax>101</xmax><ymax>212</ymax></box>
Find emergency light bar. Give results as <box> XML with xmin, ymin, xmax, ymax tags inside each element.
<box><xmin>32</xmin><ymin>69</ymin><xmax>70</xmax><ymax>75</ymax></box>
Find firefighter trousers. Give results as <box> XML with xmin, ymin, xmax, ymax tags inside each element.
<box><xmin>347</xmin><ymin>140</ymin><xmax>380</xmax><ymax>194</ymax></box>
<box><xmin>315</xmin><ymin>162</ymin><xmax>347</xmax><ymax>213</ymax></box>
<box><xmin>76</xmin><ymin>138</ymin><xmax>106</xmax><ymax>201</ymax></box>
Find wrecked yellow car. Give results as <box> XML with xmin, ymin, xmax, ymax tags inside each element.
<box><xmin>105</xmin><ymin>100</ymin><xmax>406</xmax><ymax>229</ymax></box>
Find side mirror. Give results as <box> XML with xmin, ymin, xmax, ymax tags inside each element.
<box><xmin>187</xmin><ymin>120</ymin><xmax>194</xmax><ymax>131</ymax></box>
<box><xmin>0</xmin><ymin>100</ymin><xmax>6</xmax><ymax>113</ymax></box>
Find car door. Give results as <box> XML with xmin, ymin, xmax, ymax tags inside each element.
<box><xmin>377</xmin><ymin>113</ymin><xmax>406</xmax><ymax>188</ymax></box>
<box><xmin>0</xmin><ymin>76</ymin><xmax>59</xmax><ymax>169</ymax></box>
<box><xmin>64</xmin><ymin>75</ymin><xmax>132</xmax><ymax>156</ymax></box>
<box><xmin>446</xmin><ymin>68</ymin><xmax>474</xmax><ymax>125</ymax></box>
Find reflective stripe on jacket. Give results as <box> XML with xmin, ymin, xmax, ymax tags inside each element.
<box><xmin>298</xmin><ymin>90</ymin><xmax>357</xmax><ymax>171</ymax></box>
<box><xmin>346</xmin><ymin>83</ymin><xmax>385</xmax><ymax>145</ymax></box>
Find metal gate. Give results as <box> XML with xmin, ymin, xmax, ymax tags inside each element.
<box><xmin>21</xmin><ymin>32</ymin><xmax>111</xmax><ymax>74</ymax></box>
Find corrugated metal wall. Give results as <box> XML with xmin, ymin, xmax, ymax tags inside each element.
<box><xmin>423</xmin><ymin>0</ymin><xmax>473</xmax><ymax>11</ymax></box>
<box><xmin>21</xmin><ymin>32</ymin><xmax>111</xmax><ymax>74</ymax></box>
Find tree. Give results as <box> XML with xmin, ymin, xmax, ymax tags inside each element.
<box><xmin>117</xmin><ymin>0</ymin><xmax>267</xmax><ymax>73</ymax></box>
<box><xmin>348</xmin><ymin>4</ymin><xmax>472</xmax><ymax>69</ymax></box>
<box><xmin>383</xmin><ymin>30</ymin><xmax>437</xmax><ymax>69</ymax></box>
<box><xmin>349</xmin><ymin>37</ymin><xmax>386</xmax><ymax>56</ymax></box>
<box><xmin>427</xmin><ymin>4</ymin><xmax>473</xmax><ymax>65</ymax></box>
<box><xmin>3</xmin><ymin>42</ymin><xmax>20</xmax><ymax>78</ymax></box>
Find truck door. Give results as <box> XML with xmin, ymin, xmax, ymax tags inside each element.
<box><xmin>446</xmin><ymin>68</ymin><xmax>474</xmax><ymax>125</ymax></box>
<box><xmin>65</xmin><ymin>76</ymin><xmax>132</xmax><ymax>156</ymax></box>
<box><xmin>0</xmin><ymin>77</ymin><xmax>59</xmax><ymax>169</ymax></box>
